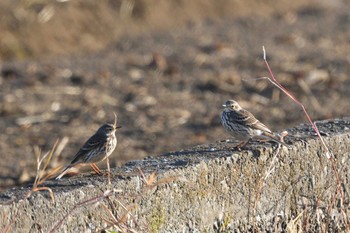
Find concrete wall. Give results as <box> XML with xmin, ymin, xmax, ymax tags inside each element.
<box><xmin>1</xmin><ymin>118</ymin><xmax>349</xmax><ymax>232</ymax></box>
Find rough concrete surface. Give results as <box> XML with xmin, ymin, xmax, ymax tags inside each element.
<box><xmin>1</xmin><ymin>118</ymin><xmax>350</xmax><ymax>232</ymax></box>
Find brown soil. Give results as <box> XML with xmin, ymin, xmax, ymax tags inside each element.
<box><xmin>0</xmin><ymin>0</ymin><xmax>349</xmax><ymax>190</ymax></box>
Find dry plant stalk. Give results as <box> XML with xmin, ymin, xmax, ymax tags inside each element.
<box><xmin>25</xmin><ymin>139</ymin><xmax>64</xmax><ymax>204</ymax></box>
<box><xmin>1</xmin><ymin>209</ymin><xmax>18</xmax><ymax>233</ymax></box>
<box><xmin>252</xmin><ymin>144</ymin><xmax>283</xmax><ymax>230</ymax></box>
<box><xmin>137</xmin><ymin>167</ymin><xmax>177</xmax><ymax>189</ymax></box>
<box><xmin>48</xmin><ymin>189</ymin><xmax>121</xmax><ymax>233</ymax></box>
<box><xmin>96</xmin><ymin>168</ymin><xmax>179</xmax><ymax>232</ymax></box>
<box><xmin>261</xmin><ymin>46</ymin><xmax>331</xmax><ymax>159</ymax></box>
<box><xmin>106</xmin><ymin>112</ymin><xmax>118</xmax><ymax>190</ymax></box>
<box><xmin>286</xmin><ymin>211</ymin><xmax>304</xmax><ymax>233</ymax></box>
<box><xmin>260</xmin><ymin>46</ymin><xmax>349</xmax><ymax>231</ymax></box>
<box><xmin>98</xmin><ymin>201</ymin><xmax>139</xmax><ymax>232</ymax></box>
<box><xmin>2</xmin><ymin>139</ymin><xmax>66</xmax><ymax>232</ymax></box>
<box><xmin>46</xmin><ymin>153</ymin><xmax>176</xmax><ymax>232</ymax></box>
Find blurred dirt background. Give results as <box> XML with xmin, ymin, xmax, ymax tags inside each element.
<box><xmin>0</xmin><ymin>0</ymin><xmax>349</xmax><ymax>191</ymax></box>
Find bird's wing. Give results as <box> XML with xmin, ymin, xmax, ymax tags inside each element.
<box><xmin>233</xmin><ymin>109</ymin><xmax>272</xmax><ymax>133</ymax></box>
<box><xmin>70</xmin><ymin>133</ymin><xmax>106</xmax><ymax>164</ymax></box>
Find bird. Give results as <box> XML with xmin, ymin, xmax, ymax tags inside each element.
<box><xmin>56</xmin><ymin>114</ymin><xmax>121</xmax><ymax>179</ymax></box>
<box><xmin>221</xmin><ymin>99</ymin><xmax>287</xmax><ymax>148</ymax></box>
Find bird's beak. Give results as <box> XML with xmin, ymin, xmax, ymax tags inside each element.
<box><xmin>115</xmin><ymin>126</ymin><xmax>122</xmax><ymax>129</ymax></box>
<box><xmin>222</xmin><ymin>104</ymin><xmax>227</xmax><ymax>107</ymax></box>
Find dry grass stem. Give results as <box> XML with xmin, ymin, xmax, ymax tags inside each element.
<box><xmin>29</xmin><ymin>140</ymin><xmax>61</xmax><ymax>204</ymax></box>
<box><xmin>261</xmin><ymin>46</ymin><xmax>349</xmax><ymax>230</ymax></box>
<box><xmin>106</xmin><ymin>112</ymin><xmax>118</xmax><ymax>190</ymax></box>
<box><xmin>48</xmin><ymin>189</ymin><xmax>120</xmax><ymax>233</ymax></box>
<box><xmin>137</xmin><ymin>167</ymin><xmax>177</xmax><ymax>190</ymax></box>
<box><xmin>2</xmin><ymin>140</ymin><xmax>65</xmax><ymax>232</ymax></box>
<box><xmin>287</xmin><ymin>211</ymin><xmax>304</xmax><ymax>233</ymax></box>
<box><xmin>106</xmin><ymin>156</ymin><xmax>111</xmax><ymax>190</ymax></box>
<box><xmin>1</xmin><ymin>209</ymin><xmax>18</xmax><ymax>233</ymax></box>
<box><xmin>262</xmin><ymin>46</ymin><xmax>331</xmax><ymax>159</ymax></box>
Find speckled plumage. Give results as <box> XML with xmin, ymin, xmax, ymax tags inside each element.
<box><xmin>221</xmin><ymin>100</ymin><xmax>287</xmax><ymax>147</ymax></box>
<box><xmin>56</xmin><ymin>119</ymin><xmax>120</xmax><ymax>179</ymax></box>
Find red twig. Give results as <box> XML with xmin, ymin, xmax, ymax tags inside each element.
<box><xmin>262</xmin><ymin>46</ymin><xmax>348</xmax><ymax>230</ymax></box>
<box><xmin>262</xmin><ymin>46</ymin><xmax>331</xmax><ymax>158</ymax></box>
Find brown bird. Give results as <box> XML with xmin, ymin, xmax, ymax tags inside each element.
<box><xmin>56</xmin><ymin>114</ymin><xmax>121</xmax><ymax>179</ymax></box>
<box><xmin>221</xmin><ymin>99</ymin><xmax>287</xmax><ymax>148</ymax></box>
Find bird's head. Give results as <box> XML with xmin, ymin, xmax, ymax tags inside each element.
<box><xmin>99</xmin><ymin>113</ymin><xmax>121</xmax><ymax>135</ymax></box>
<box><xmin>98</xmin><ymin>124</ymin><xmax>118</xmax><ymax>136</ymax></box>
<box><xmin>222</xmin><ymin>99</ymin><xmax>242</xmax><ymax>111</ymax></box>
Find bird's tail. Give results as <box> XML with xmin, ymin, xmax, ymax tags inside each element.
<box><xmin>262</xmin><ymin>131</ymin><xmax>289</xmax><ymax>147</ymax></box>
<box><xmin>55</xmin><ymin>166</ymin><xmax>72</xmax><ymax>180</ymax></box>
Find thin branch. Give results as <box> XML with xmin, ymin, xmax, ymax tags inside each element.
<box><xmin>262</xmin><ymin>46</ymin><xmax>331</xmax><ymax>158</ymax></box>
<box><xmin>262</xmin><ymin>46</ymin><xmax>349</xmax><ymax>230</ymax></box>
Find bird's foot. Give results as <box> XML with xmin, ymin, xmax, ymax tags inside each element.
<box><xmin>90</xmin><ymin>163</ymin><xmax>103</xmax><ymax>176</ymax></box>
<box><xmin>102</xmin><ymin>171</ymin><xmax>110</xmax><ymax>177</ymax></box>
<box><xmin>231</xmin><ymin>140</ymin><xmax>249</xmax><ymax>151</ymax></box>
<box><xmin>279</xmin><ymin>131</ymin><xmax>288</xmax><ymax>142</ymax></box>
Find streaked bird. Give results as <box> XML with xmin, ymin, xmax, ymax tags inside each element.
<box><xmin>221</xmin><ymin>100</ymin><xmax>287</xmax><ymax>148</ymax></box>
<box><xmin>56</xmin><ymin>114</ymin><xmax>121</xmax><ymax>179</ymax></box>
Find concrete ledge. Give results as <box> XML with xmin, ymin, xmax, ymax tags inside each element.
<box><xmin>1</xmin><ymin>118</ymin><xmax>350</xmax><ymax>232</ymax></box>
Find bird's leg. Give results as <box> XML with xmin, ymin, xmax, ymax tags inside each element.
<box><xmin>233</xmin><ymin>139</ymin><xmax>251</xmax><ymax>151</ymax></box>
<box><xmin>238</xmin><ymin>138</ymin><xmax>250</xmax><ymax>148</ymax></box>
<box><xmin>279</xmin><ymin>130</ymin><xmax>288</xmax><ymax>142</ymax></box>
<box><xmin>91</xmin><ymin>163</ymin><xmax>111</xmax><ymax>177</ymax></box>
<box><xmin>90</xmin><ymin>163</ymin><xmax>103</xmax><ymax>176</ymax></box>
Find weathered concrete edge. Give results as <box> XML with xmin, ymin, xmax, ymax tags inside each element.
<box><xmin>1</xmin><ymin>117</ymin><xmax>350</xmax><ymax>232</ymax></box>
